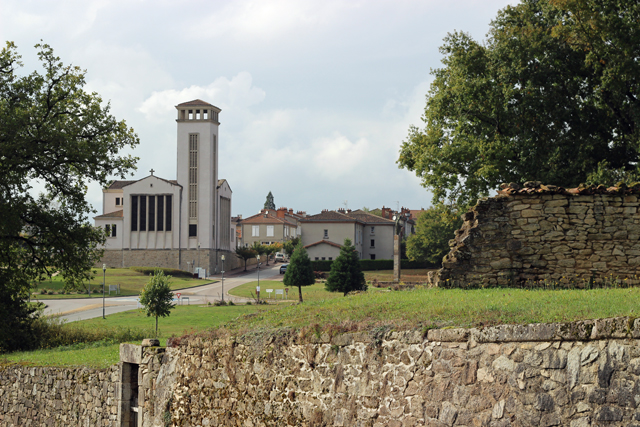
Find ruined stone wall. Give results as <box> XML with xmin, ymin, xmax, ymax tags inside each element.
<box><xmin>431</xmin><ymin>183</ymin><xmax>640</xmax><ymax>287</ymax></box>
<box><xmin>0</xmin><ymin>364</ymin><xmax>119</xmax><ymax>426</ymax></box>
<box><xmin>161</xmin><ymin>317</ymin><xmax>640</xmax><ymax>427</ymax></box>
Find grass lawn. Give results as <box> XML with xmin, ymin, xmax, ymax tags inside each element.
<box><xmin>2</xmin><ymin>304</ymin><xmax>267</xmax><ymax>368</ymax></box>
<box><xmin>229</xmin><ymin>280</ymin><xmax>381</xmax><ymax>302</ymax></box>
<box><xmin>225</xmin><ymin>286</ymin><xmax>640</xmax><ymax>333</ymax></box>
<box><xmin>34</xmin><ymin>268</ymin><xmax>213</xmax><ymax>299</ymax></box>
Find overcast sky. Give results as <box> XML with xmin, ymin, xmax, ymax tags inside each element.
<box><xmin>2</xmin><ymin>0</ymin><xmax>516</xmax><ymax>218</ymax></box>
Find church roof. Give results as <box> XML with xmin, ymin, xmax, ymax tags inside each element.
<box><xmin>177</xmin><ymin>99</ymin><xmax>219</xmax><ymax>108</ymax></box>
<box><xmin>107</xmin><ymin>178</ymin><xmax>179</xmax><ymax>190</ymax></box>
<box><xmin>94</xmin><ymin>210</ymin><xmax>124</xmax><ymax>219</ymax></box>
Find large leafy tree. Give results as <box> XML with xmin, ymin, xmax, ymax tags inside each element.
<box><xmin>406</xmin><ymin>205</ymin><xmax>463</xmax><ymax>265</ymax></box>
<box><xmin>398</xmin><ymin>0</ymin><xmax>640</xmax><ymax>206</ymax></box>
<box><xmin>0</xmin><ymin>42</ymin><xmax>138</xmax><ymax>352</ymax></box>
<box><xmin>325</xmin><ymin>238</ymin><xmax>367</xmax><ymax>296</ymax></box>
<box><xmin>283</xmin><ymin>243</ymin><xmax>315</xmax><ymax>303</ymax></box>
<box><xmin>139</xmin><ymin>270</ymin><xmax>175</xmax><ymax>337</ymax></box>
<box><xmin>235</xmin><ymin>246</ymin><xmax>257</xmax><ymax>271</ymax></box>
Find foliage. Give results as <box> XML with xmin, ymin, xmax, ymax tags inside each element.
<box><xmin>130</xmin><ymin>266</ymin><xmax>194</xmax><ymax>279</ymax></box>
<box><xmin>235</xmin><ymin>246</ymin><xmax>257</xmax><ymax>271</ymax></box>
<box><xmin>264</xmin><ymin>191</ymin><xmax>276</xmax><ymax>210</ymax></box>
<box><xmin>282</xmin><ymin>236</ymin><xmax>301</xmax><ymax>258</ymax></box>
<box><xmin>283</xmin><ymin>243</ymin><xmax>315</xmax><ymax>302</ymax></box>
<box><xmin>139</xmin><ymin>269</ymin><xmax>175</xmax><ymax>336</ymax></box>
<box><xmin>263</xmin><ymin>242</ymin><xmax>283</xmax><ymax>265</ymax></box>
<box><xmin>310</xmin><ymin>259</ymin><xmax>438</xmax><ymax>272</ymax></box>
<box><xmin>325</xmin><ymin>238</ymin><xmax>367</xmax><ymax>295</ymax></box>
<box><xmin>406</xmin><ymin>204</ymin><xmax>463</xmax><ymax>264</ymax></box>
<box><xmin>0</xmin><ymin>42</ymin><xmax>138</xmax><ymax>352</ymax></box>
<box><xmin>397</xmin><ymin>0</ymin><xmax>640</xmax><ymax>206</ymax></box>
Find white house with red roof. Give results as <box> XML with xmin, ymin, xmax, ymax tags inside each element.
<box><xmin>94</xmin><ymin>100</ymin><xmax>236</xmax><ymax>273</ymax></box>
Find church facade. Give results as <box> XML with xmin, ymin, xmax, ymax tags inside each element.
<box><xmin>94</xmin><ymin>100</ymin><xmax>238</xmax><ymax>273</ymax></box>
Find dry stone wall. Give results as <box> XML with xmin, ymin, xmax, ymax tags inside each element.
<box><xmin>430</xmin><ymin>182</ymin><xmax>640</xmax><ymax>287</ymax></box>
<box><xmin>161</xmin><ymin>318</ymin><xmax>640</xmax><ymax>427</ymax></box>
<box><xmin>7</xmin><ymin>317</ymin><xmax>640</xmax><ymax>426</ymax></box>
<box><xmin>0</xmin><ymin>364</ymin><xmax>119</xmax><ymax>427</ymax></box>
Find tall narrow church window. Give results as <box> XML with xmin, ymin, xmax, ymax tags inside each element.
<box><xmin>148</xmin><ymin>196</ymin><xmax>155</xmax><ymax>231</ymax></box>
<box><xmin>203</xmin><ymin>110</ymin><xmax>208</xmax><ymax>120</ymax></box>
<box><xmin>189</xmin><ymin>134</ymin><xmax>198</xmax><ymax>220</ymax></box>
<box><xmin>166</xmin><ymin>195</ymin><xmax>172</xmax><ymax>231</ymax></box>
<box><xmin>131</xmin><ymin>196</ymin><xmax>138</xmax><ymax>231</ymax></box>
<box><xmin>157</xmin><ymin>196</ymin><xmax>164</xmax><ymax>231</ymax></box>
<box><xmin>140</xmin><ymin>196</ymin><xmax>147</xmax><ymax>231</ymax></box>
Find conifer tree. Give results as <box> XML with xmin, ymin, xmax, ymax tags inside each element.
<box><xmin>283</xmin><ymin>243</ymin><xmax>315</xmax><ymax>303</ymax></box>
<box><xmin>264</xmin><ymin>191</ymin><xmax>276</xmax><ymax>210</ymax></box>
<box><xmin>325</xmin><ymin>238</ymin><xmax>367</xmax><ymax>296</ymax></box>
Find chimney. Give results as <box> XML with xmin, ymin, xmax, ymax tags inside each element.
<box><xmin>277</xmin><ymin>207</ymin><xmax>286</xmax><ymax>219</ymax></box>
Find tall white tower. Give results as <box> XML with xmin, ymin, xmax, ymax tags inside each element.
<box><xmin>175</xmin><ymin>100</ymin><xmax>221</xmax><ymax>250</ymax></box>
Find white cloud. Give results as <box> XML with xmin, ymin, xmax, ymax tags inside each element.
<box><xmin>138</xmin><ymin>72</ymin><xmax>266</xmax><ymax>122</ymax></box>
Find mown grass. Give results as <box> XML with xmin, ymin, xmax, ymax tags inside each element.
<box><xmin>225</xmin><ymin>286</ymin><xmax>640</xmax><ymax>332</ymax></box>
<box><xmin>7</xmin><ymin>284</ymin><xmax>640</xmax><ymax>368</ymax></box>
<box><xmin>1</xmin><ymin>304</ymin><xmax>267</xmax><ymax>368</ymax></box>
<box><xmin>34</xmin><ymin>268</ymin><xmax>212</xmax><ymax>299</ymax></box>
<box><xmin>229</xmin><ymin>280</ymin><xmax>350</xmax><ymax>302</ymax></box>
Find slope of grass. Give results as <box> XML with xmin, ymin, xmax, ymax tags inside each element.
<box><xmin>2</xmin><ymin>304</ymin><xmax>266</xmax><ymax>368</ymax></box>
<box><xmin>34</xmin><ymin>268</ymin><xmax>212</xmax><ymax>299</ymax></box>
<box><xmin>229</xmin><ymin>280</ymin><xmax>348</xmax><ymax>302</ymax></box>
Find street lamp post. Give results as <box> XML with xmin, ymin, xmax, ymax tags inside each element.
<box><xmin>197</xmin><ymin>242</ymin><xmax>201</xmax><ymax>276</ymax></box>
<box><xmin>102</xmin><ymin>263</ymin><xmax>106</xmax><ymax>319</ymax></box>
<box><xmin>256</xmin><ymin>254</ymin><xmax>261</xmax><ymax>302</ymax></box>
<box><xmin>221</xmin><ymin>255</ymin><xmax>225</xmax><ymax>303</ymax></box>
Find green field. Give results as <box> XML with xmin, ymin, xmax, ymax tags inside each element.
<box><xmin>7</xmin><ymin>279</ymin><xmax>640</xmax><ymax>369</ymax></box>
<box><xmin>34</xmin><ymin>268</ymin><xmax>213</xmax><ymax>299</ymax></box>
<box><xmin>229</xmin><ymin>280</ymin><xmax>349</xmax><ymax>302</ymax></box>
<box><xmin>2</xmin><ymin>304</ymin><xmax>267</xmax><ymax>368</ymax></box>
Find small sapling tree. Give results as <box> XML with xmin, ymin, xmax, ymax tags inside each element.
<box><xmin>139</xmin><ymin>269</ymin><xmax>175</xmax><ymax>337</ymax></box>
<box><xmin>283</xmin><ymin>243</ymin><xmax>315</xmax><ymax>303</ymax></box>
<box><xmin>325</xmin><ymin>238</ymin><xmax>367</xmax><ymax>296</ymax></box>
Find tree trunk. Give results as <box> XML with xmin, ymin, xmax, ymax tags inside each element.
<box><xmin>298</xmin><ymin>285</ymin><xmax>303</xmax><ymax>303</ymax></box>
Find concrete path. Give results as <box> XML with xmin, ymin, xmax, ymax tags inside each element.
<box><xmin>42</xmin><ymin>263</ymin><xmax>284</xmax><ymax>323</ymax></box>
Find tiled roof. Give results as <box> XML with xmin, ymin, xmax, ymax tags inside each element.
<box><xmin>94</xmin><ymin>210</ymin><xmax>124</xmax><ymax>219</ymax></box>
<box><xmin>302</xmin><ymin>211</ymin><xmax>357</xmax><ymax>222</ymax></box>
<box><xmin>346</xmin><ymin>210</ymin><xmax>395</xmax><ymax>225</ymax></box>
<box><xmin>176</xmin><ymin>99</ymin><xmax>219</xmax><ymax>108</ymax></box>
<box><xmin>304</xmin><ymin>240</ymin><xmax>342</xmax><ymax>249</ymax></box>
<box><xmin>241</xmin><ymin>212</ymin><xmax>297</xmax><ymax>227</ymax></box>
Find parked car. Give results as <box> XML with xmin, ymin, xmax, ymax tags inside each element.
<box><xmin>275</xmin><ymin>253</ymin><xmax>286</xmax><ymax>263</ymax></box>
<box><xmin>279</xmin><ymin>263</ymin><xmax>288</xmax><ymax>274</ymax></box>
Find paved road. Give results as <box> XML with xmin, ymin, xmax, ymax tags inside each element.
<box><xmin>42</xmin><ymin>263</ymin><xmax>283</xmax><ymax>322</ymax></box>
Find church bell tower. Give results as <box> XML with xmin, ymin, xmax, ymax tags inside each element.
<box><xmin>175</xmin><ymin>100</ymin><xmax>221</xmax><ymax>250</ymax></box>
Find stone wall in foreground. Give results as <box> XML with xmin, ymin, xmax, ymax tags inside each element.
<box><xmin>6</xmin><ymin>317</ymin><xmax>640</xmax><ymax>426</ymax></box>
<box><xmin>163</xmin><ymin>318</ymin><xmax>640</xmax><ymax>427</ymax></box>
<box><xmin>430</xmin><ymin>182</ymin><xmax>640</xmax><ymax>287</ymax></box>
<box><xmin>0</xmin><ymin>364</ymin><xmax>119</xmax><ymax>427</ymax></box>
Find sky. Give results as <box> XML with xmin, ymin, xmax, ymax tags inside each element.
<box><xmin>1</xmin><ymin>0</ymin><xmax>516</xmax><ymax>218</ymax></box>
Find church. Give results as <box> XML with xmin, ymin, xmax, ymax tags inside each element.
<box><xmin>94</xmin><ymin>100</ymin><xmax>237</xmax><ymax>274</ymax></box>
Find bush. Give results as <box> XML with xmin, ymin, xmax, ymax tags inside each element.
<box><xmin>310</xmin><ymin>259</ymin><xmax>438</xmax><ymax>271</ymax></box>
<box><xmin>130</xmin><ymin>266</ymin><xmax>193</xmax><ymax>279</ymax></box>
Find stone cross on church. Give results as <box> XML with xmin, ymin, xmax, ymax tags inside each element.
<box><xmin>94</xmin><ymin>99</ymin><xmax>235</xmax><ymax>273</ymax></box>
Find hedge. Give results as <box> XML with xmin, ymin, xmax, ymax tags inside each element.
<box><xmin>309</xmin><ymin>259</ymin><xmax>439</xmax><ymax>272</ymax></box>
<box><xmin>130</xmin><ymin>266</ymin><xmax>194</xmax><ymax>279</ymax></box>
